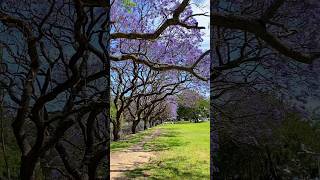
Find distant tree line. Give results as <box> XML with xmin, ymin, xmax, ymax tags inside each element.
<box><xmin>177</xmin><ymin>90</ymin><xmax>209</xmax><ymax>123</ymax></box>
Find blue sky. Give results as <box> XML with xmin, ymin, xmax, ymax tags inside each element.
<box><xmin>191</xmin><ymin>0</ymin><xmax>210</xmax><ymax>97</ymax></box>
<box><xmin>191</xmin><ymin>0</ymin><xmax>210</xmax><ymax>50</ymax></box>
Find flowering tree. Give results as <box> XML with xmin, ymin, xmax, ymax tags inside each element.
<box><xmin>111</xmin><ymin>61</ymin><xmax>190</xmax><ymax>139</ymax></box>
<box><xmin>210</xmin><ymin>0</ymin><xmax>320</xmax><ymax>178</ymax></box>
<box><xmin>110</xmin><ymin>0</ymin><xmax>210</xmax><ymax>81</ymax></box>
<box><xmin>0</xmin><ymin>0</ymin><xmax>208</xmax><ymax>179</ymax></box>
<box><xmin>211</xmin><ymin>0</ymin><xmax>320</xmax><ymax>101</ymax></box>
<box><xmin>177</xmin><ymin>89</ymin><xmax>209</xmax><ymax>122</ymax></box>
<box><xmin>215</xmin><ymin>88</ymin><xmax>320</xmax><ymax>178</ymax></box>
<box><xmin>110</xmin><ymin>0</ymin><xmax>210</xmax><ymax>133</ymax></box>
<box><xmin>125</xmin><ymin>67</ymin><xmax>191</xmax><ymax>133</ymax></box>
<box><xmin>147</xmin><ymin>100</ymin><xmax>173</xmax><ymax>126</ymax></box>
<box><xmin>0</xmin><ymin>0</ymin><xmax>210</xmax><ymax>178</ymax></box>
<box><xmin>111</xmin><ymin>62</ymin><xmax>141</xmax><ymax>141</ymax></box>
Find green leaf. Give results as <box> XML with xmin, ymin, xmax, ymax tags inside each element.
<box><xmin>122</xmin><ymin>0</ymin><xmax>136</xmax><ymax>13</ymax></box>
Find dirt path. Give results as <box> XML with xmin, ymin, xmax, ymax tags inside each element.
<box><xmin>110</xmin><ymin>129</ymin><xmax>161</xmax><ymax>180</ymax></box>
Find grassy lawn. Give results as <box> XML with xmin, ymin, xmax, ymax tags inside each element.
<box><xmin>126</xmin><ymin>121</ymin><xmax>210</xmax><ymax>179</ymax></box>
<box><xmin>110</xmin><ymin>128</ymin><xmax>155</xmax><ymax>151</ymax></box>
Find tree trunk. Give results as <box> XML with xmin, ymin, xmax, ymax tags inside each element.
<box><xmin>131</xmin><ymin>121</ymin><xmax>139</xmax><ymax>134</ymax></box>
<box><xmin>143</xmin><ymin>120</ymin><xmax>147</xmax><ymax>130</ymax></box>
<box><xmin>40</xmin><ymin>156</ymin><xmax>50</xmax><ymax>179</ymax></box>
<box><xmin>20</xmin><ymin>155</ymin><xmax>38</xmax><ymax>180</ymax></box>
<box><xmin>0</xmin><ymin>98</ymin><xmax>10</xmax><ymax>180</ymax></box>
<box><xmin>265</xmin><ymin>146</ymin><xmax>278</xmax><ymax>179</ymax></box>
<box><xmin>88</xmin><ymin>164</ymin><xmax>97</xmax><ymax>180</ymax></box>
<box><xmin>113</xmin><ymin>123</ymin><xmax>120</xmax><ymax>141</ymax></box>
<box><xmin>150</xmin><ymin>120</ymin><xmax>154</xmax><ymax>127</ymax></box>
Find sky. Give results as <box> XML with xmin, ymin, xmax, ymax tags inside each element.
<box><xmin>191</xmin><ymin>0</ymin><xmax>210</xmax><ymax>50</ymax></box>
<box><xmin>191</xmin><ymin>0</ymin><xmax>210</xmax><ymax>98</ymax></box>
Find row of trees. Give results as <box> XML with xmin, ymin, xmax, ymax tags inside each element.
<box><xmin>108</xmin><ymin>0</ymin><xmax>210</xmax><ymax>141</ymax></box>
<box><xmin>110</xmin><ymin>65</ymin><xmax>210</xmax><ymax>141</ymax></box>
<box><xmin>209</xmin><ymin>0</ymin><xmax>320</xmax><ymax>178</ymax></box>
<box><xmin>177</xmin><ymin>89</ymin><xmax>209</xmax><ymax>123</ymax></box>
<box><xmin>0</xmin><ymin>0</ymin><xmax>209</xmax><ymax>179</ymax></box>
<box><xmin>110</xmin><ymin>61</ymin><xmax>192</xmax><ymax>141</ymax></box>
<box><xmin>1</xmin><ymin>0</ymin><xmax>318</xmax><ymax>178</ymax></box>
<box><xmin>214</xmin><ymin>89</ymin><xmax>320</xmax><ymax>179</ymax></box>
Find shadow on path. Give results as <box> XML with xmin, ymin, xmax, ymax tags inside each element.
<box><xmin>110</xmin><ymin>129</ymin><xmax>161</xmax><ymax>179</ymax></box>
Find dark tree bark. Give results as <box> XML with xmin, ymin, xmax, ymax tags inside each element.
<box><xmin>143</xmin><ymin>119</ymin><xmax>148</xmax><ymax>130</ymax></box>
<box><xmin>112</xmin><ymin>122</ymin><xmax>121</xmax><ymax>141</ymax></box>
<box><xmin>131</xmin><ymin>120</ymin><xmax>139</xmax><ymax>134</ymax></box>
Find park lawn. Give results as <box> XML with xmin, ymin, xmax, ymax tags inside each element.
<box><xmin>126</xmin><ymin>121</ymin><xmax>210</xmax><ymax>180</ymax></box>
<box><xmin>110</xmin><ymin>128</ymin><xmax>155</xmax><ymax>152</ymax></box>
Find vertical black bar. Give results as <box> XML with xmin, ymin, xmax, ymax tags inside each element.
<box><xmin>210</xmin><ymin>0</ymin><xmax>219</xmax><ymax>179</ymax></box>
<box><xmin>106</xmin><ymin>0</ymin><xmax>111</xmax><ymax>179</ymax></box>
<box><xmin>210</xmin><ymin>0</ymin><xmax>214</xmax><ymax>178</ymax></box>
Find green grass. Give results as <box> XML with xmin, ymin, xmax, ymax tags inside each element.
<box><xmin>126</xmin><ymin>121</ymin><xmax>210</xmax><ymax>180</ymax></box>
<box><xmin>110</xmin><ymin>128</ymin><xmax>154</xmax><ymax>151</ymax></box>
